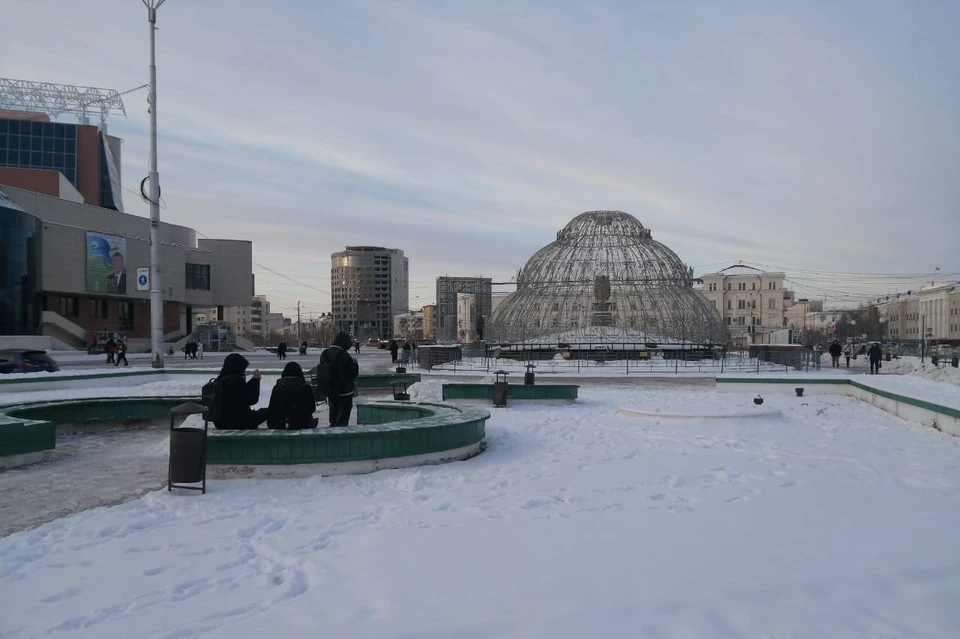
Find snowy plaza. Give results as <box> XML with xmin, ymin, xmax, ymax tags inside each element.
<box><xmin>2</xmin><ymin>365</ymin><xmax>960</xmax><ymax>638</ymax></box>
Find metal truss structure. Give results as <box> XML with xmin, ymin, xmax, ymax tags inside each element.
<box><xmin>487</xmin><ymin>211</ymin><xmax>729</xmax><ymax>346</ymax></box>
<box><xmin>0</xmin><ymin>78</ymin><xmax>128</xmax><ymax>124</ymax></box>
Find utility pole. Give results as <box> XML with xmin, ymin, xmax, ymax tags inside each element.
<box><xmin>143</xmin><ymin>0</ymin><xmax>167</xmax><ymax>368</ymax></box>
<box><xmin>297</xmin><ymin>301</ymin><xmax>301</xmax><ymax>343</ymax></box>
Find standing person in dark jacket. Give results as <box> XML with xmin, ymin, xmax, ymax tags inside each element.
<box><xmin>277</xmin><ymin>341</ymin><xmax>287</xmax><ymax>361</ymax></box>
<box><xmin>868</xmin><ymin>342</ymin><xmax>883</xmax><ymax>374</ymax></box>
<box><xmin>389</xmin><ymin>340</ymin><xmax>399</xmax><ymax>364</ymax></box>
<box><xmin>267</xmin><ymin>362</ymin><xmax>318</xmax><ymax>429</ymax></box>
<box><xmin>212</xmin><ymin>353</ymin><xmax>268</xmax><ymax>429</ymax></box>
<box><xmin>319</xmin><ymin>331</ymin><xmax>360</xmax><ymax>426</ymax></box>
<box><xmin>106</xmin><ymin>337</ymin><xmax>116</xmax><ymax>364</ymax></box>
<box><xmin>402</xmin><ymin>341</ymin><xmax>412</xmax><ymax>363</ymax></box>
<box><xmin>828</xmin><ymin>340</ymin><xmax>842</xmax><ymax>368</ymax></box>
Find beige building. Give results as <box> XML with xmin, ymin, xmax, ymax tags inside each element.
<box><xmin>421</xmin><ymin>305</ymin><xmax>437</xmax><ymax>340</ymax></box>
<box><xmin>784</xmin><ymin>299</ymin><xmax>824</xmax><ymax>331</ymax></box>
<box><xmin>700</xmin><ymin>264</ymin><xmax>788</xmax><ymax>346</ymax></box>
<box><xmin>872</xmin><ymin>283</ymin><xmax>960</xmax><ymax>342</ymax></box>
<box><xmin>456</xmin><ymin>293</ymin><xmax>478</xmax><ymax>343</ymax></box>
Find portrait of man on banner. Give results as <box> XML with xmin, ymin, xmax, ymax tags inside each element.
<box><xmin>86</xmin><ymin>232</ymin><xmax>128</xmax><ymax>295</ymax></box>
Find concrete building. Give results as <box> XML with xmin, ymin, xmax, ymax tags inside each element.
<box><xmin>393</xmin><ymin>311</ymin><xmax>424</xmax><ymax>341</ymax></box>
<box><xmin>0</xmin><ymin>187</ymin><xmax>253</xmax><ymax>350</ymax></box>
<box><xmin>421</xmin><ymin>304</ymin><xmax>437</xmax><ymax>340</ymax></box>
<box><xmin>436</xmin><ymin>276</ymin><xmax>491</xmax><ymax>342</ymax></box>
<box><xmin>456</xmin><ymin>293</ymin><xmax>478</xmax><ymax>343</ymax></box>
<box><xmin>784</xmin><ymin>299</ymin><xmax>825</xmax><ymax>331</ymax></box>
<box><xmin>0</xmin><ymin>111</ymin><xmax>125</xmax><ymax>211</ymax></box>
<box><xmin>700</xmin><ymin>264</ymin><xmax>788</xmax><ymax>346</ymax></box>
<box><xmin>331</xmin><ymin>246</ymin><xmax>409</xmax><ymax>340</ymax></box>
<box><xmin>872</xmin><ymin>283</ymin><xmax>960</xmax><ymax>342</ymax></box>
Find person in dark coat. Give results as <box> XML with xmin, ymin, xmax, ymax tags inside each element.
<box><xmin>213</xmin><ymin>353</ymin><xmax>268</xmax><ymax>429</ymax></box>
<box><xmin>114</xmin><ymin>340</ymin><xmax>128</xmax><ymax>367</ymax></box>
<box><xmin>277</xmin><ymin>341</ymin><xmax>287</xmax><ymax>360</ymax></box>
<box><xmin>319</xmin><ymin>331</ymin><xmax>360</xmax><ymax>426</ymax></box>
<box><xmin>868</xmin><ymin>342</ymin><xmax>883</xmax><ymax>374</ymax></box>
<box><xmin>402</xmin><ymin>341</ymin><xmax>412</xmax><ymax>363</ymax></box>
<box><xmin>106</xmin><ymin>337</ymin><xmax>116</xmax><ymax>364</ymax></box>
<box><xmin>389</xmin><ymin>340</ymin><xmax>399</xmax><ymax>363</ymax></box>
<box><xmin>828</xmin><ymin>340</ymin><xmax>842</xmax><ymax>368</ymax></box>
<box><xmin>267</xmin><ymin>361</ymin><xmax>318</xmax><ymax>429</ymax></box>
<box><xmin>354</xmin><ymin>339</ymin><xmax>361</xmax><ymax>354</ymax></box>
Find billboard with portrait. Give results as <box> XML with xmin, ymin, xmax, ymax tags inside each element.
<box><xmin>85</xmin><ymin>232</ymin><xmax>128</xmax><ymax>295</ymax></box>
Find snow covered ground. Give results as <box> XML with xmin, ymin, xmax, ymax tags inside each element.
<box><xmin>3</xmin><ymin>387</ymin><xmax>960</xmax><ymax>637</ymax></box>
<box><xmin>881</xmin><ymin>356</ymin><xmax>960</xmax><ymax>387</ymax></box>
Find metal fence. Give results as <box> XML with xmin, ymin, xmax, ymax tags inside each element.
<box><xmin>413</xmin><ymin>343</ymin><xmax>826</xmax><ymax>375</ymax></box>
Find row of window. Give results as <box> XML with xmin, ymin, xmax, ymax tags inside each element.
<box><xmin>0</xmin><ymin>119</ymin><xmax>79</xmax><ymax>137</ymax></box>
<box><xmin>185</xmin><ymin>263</ymin><xmax>210</xmax><ymax>291</ymax></box>
<box><xmin>58</xmin><ymin>296</ymin><xmax>135</xmax><ymax>329</ymax></box>
<box><xmin>706</xmin><ymin>281</ymin><xmax>779</xmax><ymax>292</ymax></box>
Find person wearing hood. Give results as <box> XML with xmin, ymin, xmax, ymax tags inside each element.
<box><xmin>389</xmin><ymin>340</ymin><xmax>399</xmax><ymax>363</ymax></box>
<box><xmin>267</xmin><ymin>361</ymin><xmax>319</xmax><ymax>429</ymax></box>
<box><xmin>319</xmin><ymin>331</ymin><xmax>360</xmax><ymax>426</ymax></box>
<box><xmin>212</xmin><ymin>353</ymin><xmax>269</xmax><ymax>429</ymax></box>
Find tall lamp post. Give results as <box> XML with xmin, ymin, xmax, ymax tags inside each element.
<box><xmin>143</xmin><ymin>0</ymin><xmax>167</xmax><ymax>368</ymax></box>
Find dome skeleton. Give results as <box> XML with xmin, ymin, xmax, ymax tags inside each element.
<box><xmin>488</xmin><ymin>211</ymin><xmax>728</xmax><ymax>345</ymax></box>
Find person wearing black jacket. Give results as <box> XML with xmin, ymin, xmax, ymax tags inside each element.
<box><xmin>868</xmin><ymin>342</ymin><xmax>883</xmax><ymax>375</ymax></box>
<box><xmin>213</xmin><ymin>353</ymin><xmax>268</xmax><ymax>429</ymax></box>
<box><xmin>828</xmin><ymin>340</ymin><xmax>842</xmax><ymax>368</ymax></box>
<box><xmin>389</xmin><ymin>340</ymin><xmax>399</xmax><ymax>363</ymax></box>
<box><xmin>319</xmin><ymin>331</ymin><xmax>360</xmax><ymax>426</ymax></box>
<box><xmin>267</xmin><ymin>361</ymin><xmax>318</xmax><ymax>429</ymax></box>
<box><xmin>114</xmin><ymin>340</ymin><xmax>128</xmax><ymax>367</ymax></box>
<box><xmin>277</xmin><ymin>341</ymin><xmax>288</xmax><ymax>360</ymax></box>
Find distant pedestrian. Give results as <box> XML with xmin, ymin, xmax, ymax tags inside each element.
<box><xmin>196</xmin><ymin>341</ymin><xmax>204</xmax><ymax>359</ymax></box>
<box><xmin>828</xmin><ymin>340</ymin><xmax>842</xmax><ymax>368</ymax></box>
<box><xmin>402</xmin><ymin>341</ymin><xmax>411</xmax><ymax>363</ymax></box>
<box><xmin>115</xmin><ymin>340</ymin><xmax>128</xmax><ymax>367</ymax></box>
<box><xmin>868</xmin><ymin>342</ymin><xmax>882</xmax><ymax>374</ymax></box>
<box><xmin>389</xmin><ymin>340</ymin><xmax>399</xmax><ymax>363</ymax></box>
<box><xmin>354</xmin><ymin>339</ymin><xmax>360</xmax><ymax>354</ymax></box>
<box><xmin>106</xmin><ymin>337</ymin><xmax>116</xmax><ymax>364</ymax></box>
<box><xmin>843</xmin><ymin>342</ymin><xmax>853</xmax><ymax>367</ymax></box>
<box><xmin>277</xmin><ymin>341</ymin><xmax>287</xmax><ymax>361</ymax></box>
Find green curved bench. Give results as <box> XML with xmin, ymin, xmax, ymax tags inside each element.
<box><xmin>0</xmin><ymin>396</ymin><xmax>196</xmax><ymax>469</ymax></box>
<box><xmin>207</xmin><ymin>401</ymin><xmax>489</xmax><ymax>478</ymax></box>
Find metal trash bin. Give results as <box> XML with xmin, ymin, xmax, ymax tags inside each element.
<box><xmin>493</xmin><ymin>370</ymin><xmax>509</xmax><ymax>408</ymax></box>
<box><xmin>524</xmin><ymin>363</ymin><xmax>536</xmax><ymax>386</ymax></box>
<box><xmin>168</xmin><ymin>402</ymin><xmax>209</xmax><ymax>494</ymax></box>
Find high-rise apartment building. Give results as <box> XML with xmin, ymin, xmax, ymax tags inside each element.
<box><xmin>436</xmin><ymin>277</ymin><xmax>492</xmax><ymax>342</ymax></box>
<box><xmin>331</xmin><ymin>246</ymin><xmax>409</xmax><ymax>340</ymax></box>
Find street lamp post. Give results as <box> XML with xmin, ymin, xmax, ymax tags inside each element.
<box><xmin>144</xmin><ymin>0</ymin><xmax>167</xmax><ymax>368</ymax></box>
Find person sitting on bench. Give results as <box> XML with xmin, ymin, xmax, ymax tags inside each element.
<box><xmin>212</xmin><ymin>353</ymin><xmax>268</xmax><ymax>430</ymax></box>
<box><xmin>267</xmin><ymin>361</ymin><xmax>319</xmax><ymax>429</ymax></box>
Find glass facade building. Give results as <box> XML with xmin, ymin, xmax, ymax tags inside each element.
<box><xmin>0</xmin><ymin>118</ymin><xmax>78</xmax><ymax>185</ymax></box>
<box><xmin>0</xmin><ymin>117</ymin><xmax>122</xmax><ymax>211</ymax></box>
<box><xmin>0</xmin><ymin>193</ymin><xmax>42</xmax><ymax>335</ymax></box>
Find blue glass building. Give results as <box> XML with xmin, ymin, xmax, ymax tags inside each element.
<box><xmin>0</xmin><ymin>192</ymin><xmax>42</xmax><ymax>335</ymax></box>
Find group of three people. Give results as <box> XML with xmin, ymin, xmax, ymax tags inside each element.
<box><xmin>211</xmin><ymin>331</ymin><xmax>358</xmax><ymax>430</ymax></box>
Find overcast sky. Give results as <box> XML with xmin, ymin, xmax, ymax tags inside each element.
<box><xmin>4</xmin><ymin>0</ymin><xmax>958</xmax><ymax>316</ymax></box>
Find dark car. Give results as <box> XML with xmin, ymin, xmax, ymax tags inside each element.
<box><xmin>0</xmin><ymin>349</ymin><xmax>60</xmax><ymax>374</ymax></box>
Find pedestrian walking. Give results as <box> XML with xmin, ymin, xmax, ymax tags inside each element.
<box><xmin>828</xmin><ymin>340</ymin><xmax>842</xmax><ymax>368</ymax></box>
<box><xmin>868</xmin><ymin>342</ymin><xmax>882</xmax><ymax>374</ymax></box>
<box><xmin>196</xmin><ymin>341</ymin><xmax>204</xmax><ymax>359</ymax></box>
<box><xmin>115</xmin><ymin>340</ymin><xmax>128</xmax><ymax>367</ymax></box>
<box><xmin>389</xmin><ymin>340</ymin><xmax>399</xmax><ymax>364</ymax></box>
<box><xmin>319</xmin><ymin>331</ymin><xmax>359</xmax><ymax>426</ymax></box>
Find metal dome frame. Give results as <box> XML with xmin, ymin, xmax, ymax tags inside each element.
<box><xmin>487</xmin><ymin>211</ymin><xmax>728</xmax><ymax>345</ymax></box>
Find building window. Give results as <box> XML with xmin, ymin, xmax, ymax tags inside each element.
<box><xmin>91</xmin><ymin>299</ymin><xmax>108</xmax><ymax>319</ymax></box>
<box><xmin>738</xmin><ymin>300</ymin><xmax>746</xmax><ymax>309</ymax></box>
<box><xmin>59</xmin><ymin>296</ymin><xmax>79</xmax><ymax>318</ymax></box>
<box><xmin>118</xmin><ymin>301</ymin><xmax>134</xmax><ymax>330</ymax></box>
<box><xmin>769</xmin><ymin>282</ymin><xmax>776</xmax><ymax>290</ymax></box>
<box><xmin>768</xmin><ymin>299</ymin><xmax>776</xmax><ymax>310</ymax></box>
<box><xmin>185</xmin><ymin>263</ymin><xmax>211</xmax><ymax>290</ymax></box>
<box><xmin>751</xmin><ymin>282</ymin><xmax>756</xmax><ymax>290</ymax></box>
<box><xmin>727</xmin><ymin>300</ymin><xmax>732</xmax><ymax>310</ymax></box>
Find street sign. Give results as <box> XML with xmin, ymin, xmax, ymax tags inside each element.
<box><xmin>136</xmin><ymin>267</ymin><xmax>149</xmax><ymax>291</ymax></box>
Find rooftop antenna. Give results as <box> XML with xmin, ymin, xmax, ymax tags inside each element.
<box><xmin>143</xmin><ymin>0</ymin><xmax>168</xmax><ymax>368</ymax></box>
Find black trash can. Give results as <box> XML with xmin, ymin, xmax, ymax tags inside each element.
<box><xmin>524</xmin><ymin>363</ymin><xmax>536</xmax><ymax>386</ymax></box>
<box><xmin>953</xmin><ymin>355</ymin><xmax>959</xmax><ymax>369</ymax></box>
<box><xmin>493</xmin><ymin>370</ymin><xmax>509</xmax><ymax>408</ymax></box>
<box><xmin>168</xmin><ymin>402</ymin><xmax>209</xmax><ymax>494</ymax></box>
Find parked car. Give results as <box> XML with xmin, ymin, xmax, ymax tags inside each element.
<box><xmin>0</xmin><ymin>349</ymin><xmax>60</xmax><ymax>374</ymax></box>
<box><xmin>367</xmin><ymin>338</ymin><xmax>381</xmax><ymax>347</ymax></box>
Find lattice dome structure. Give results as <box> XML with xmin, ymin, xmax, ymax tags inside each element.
<box><xmin>487</xmin><ymin>211</ymin><xmax>728</xmax><ymax>345</ymax></box>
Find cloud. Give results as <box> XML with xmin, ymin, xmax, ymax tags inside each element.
<box><xmin>3</xmin><ymin>0</ymin><xmax>958</xmax><ymax>315</ymax></box>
